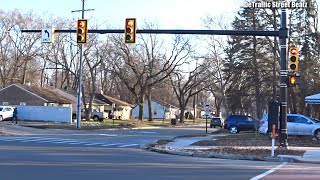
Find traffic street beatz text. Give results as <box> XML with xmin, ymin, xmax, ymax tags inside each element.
<box><xmin>243</xmin><ymin>1</ymin><xmax>308</xmax><ymax>8</ymax></box>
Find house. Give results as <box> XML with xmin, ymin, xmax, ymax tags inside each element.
<box><xmin>0</xmin><ymin>84</ymin><xmax>73</xmax><ymax>123</ymax></box>
<box><xmin>132</xmin><ymin>100</ymin><xmax>179</xmax><ymax>119</ymax></box>
<box><xmin>0</xmin><ymin>84</ymin><xmax>72</xmax><ymax>107</ymax></box>
<box><xmin>95</xmin><ymin>93</ymin><xmax>133</xmax><ymax>120</ymax></box>
<box><xmin>51</xmin><ymin>88</ymin><xmax>107</xmax><ymax>116</ymax></box>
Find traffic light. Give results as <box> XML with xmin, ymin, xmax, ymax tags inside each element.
<box><xmin>288</xmin><ymin>47</ymin><xmax>299</xmax><ymax>71</ymax></box>
<box><xmin>287</xmin><ymin>73</ymin><xmax>301</xmax><ymax>87</ymax></box>
<box><xmin>77</xmin><ymin>19</ymin><xmax>88</xmax><ymax>44</ymax></box>
<box><xmin>124</xmin><ymin>18</ymin><xmax>136</xmax><ymax>44</ymax></box>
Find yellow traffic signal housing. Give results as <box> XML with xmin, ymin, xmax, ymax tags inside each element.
<box><xmin>77</xmin><ymin>19</ymin><xmax>88</xmax><ymax>44</ymax></box>
<box><xmin>288</xmin><ymin>47</ymin><xmax>299</xmax><ymax>71</ymax></box>
<box><xmin>124</xmin><ymin>18</ymin><xmax>136</xmax><ymax>44</ymax></box>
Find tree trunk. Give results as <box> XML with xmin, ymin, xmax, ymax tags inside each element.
<box><xmin>147</xmin><ymin>89</ymin><xmax>153</xmax><ymax>121</ymax></box>
<box><xmin>138</xmin><ymin>95</ymin><xmax>145</xmax><ymax>121</ymax></box>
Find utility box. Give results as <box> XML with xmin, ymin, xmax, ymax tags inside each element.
<box><xmin>268</xmin><ymin>101</ymin><xmax>279</xmax><ymax>134</ymax></box>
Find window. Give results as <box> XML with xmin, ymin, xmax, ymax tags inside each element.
<box><xmin>3</xmin><ymin>102</ymin><xmax>8</xmax><ymax>105</ymax></box>
<box><xmin>287</xmin><ymin>116</ymin><xmax>295</xmax><ymax>122</ymax></box>
<box><xmin>295</xmin><ymin>117</ymin><xmax>309</xmax><ymax>124</ymax></box>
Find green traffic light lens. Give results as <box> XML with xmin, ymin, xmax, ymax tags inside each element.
<box><xmin>126</xmin><ymin>35</ymin><xmax>132</xmax><ymax>41</ymax></box>
<box><xmin>290</xmin><ymin>64</ymin><xmax>296</xmax><ymax>70</ymax></box>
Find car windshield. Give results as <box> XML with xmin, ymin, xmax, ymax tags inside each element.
<box><xmin>313</xmin><ymin>118</ymin><xmax>320</xmax><ymax>123</ymax></box>
<box><xmin>0</xmin><ymin>107</ymin><xmax>2</xmax><ymax>111</ymax></box>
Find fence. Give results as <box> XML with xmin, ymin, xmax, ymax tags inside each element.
<box><xmin>15</xmin><ymin>106</ymin><xmax>72</xmax><ymax>123</ymax></box>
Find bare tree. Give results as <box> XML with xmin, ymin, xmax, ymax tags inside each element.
<box><xmin>108</xmin><ymin>30</ymin><xmax>192</xmax><ymax>120</ymax></box>
<box><xmin>170</xmin><ymin>61</ymin><xmax>213</xmax><ymax>123</ymax></box>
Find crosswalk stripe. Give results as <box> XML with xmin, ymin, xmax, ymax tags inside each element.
<box><xmin>84</xmin><ymin>142</ymin><xmax>105</xmax><ymax>146</ymax></box>
<box><xmin>117</xmin><ymin>144</ymin><xmax>139</xmax><ymax>147</ymax></box>
<box><xmin>0</xmin><ymin>136</ymin><xmax>141</xmax><ymax>148</ymax></box>
<box><xmin>101</xmin><ymin>143</ymin><xmax>123</xmax><ymax>147</ymax></box>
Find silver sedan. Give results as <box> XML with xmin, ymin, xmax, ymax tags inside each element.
<box><xmin>259</xmin><ymin>113</ymin><xmax>320</xmax><ymax>139</ymax></box>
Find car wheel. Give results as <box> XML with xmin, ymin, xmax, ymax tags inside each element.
<box><xmin>229</xmin><ymin>126</ymin><xmax>238</xmax><ymax>134</ymax></box>
<box><xmin>93</xmin><ymin>116</ymin><xmax>99</xmax><ymax>121</ymax></box>
<box><xmin>314</xmin><ymin>129</ymin><xmax>320</xmax><ymax>140</ymax></box>
<box><xmin>210</xmin><ymin>125</ymin><xmax>213</xmax><ymax>128</ymax></box>
<box><xmin>0</xmin><ymin>116</ymin><xmax>3</xmax><ymax>121</ymax></box>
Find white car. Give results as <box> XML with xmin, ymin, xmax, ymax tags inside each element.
<box><xmin>0</xmin><ymin>106</ymin><xmax>15</xmax><ymax>121</ymax></box>
<box><xmin>259</xmin><ymin>113</ymin><xmax>320</xmax><ymax>140</ymax></box>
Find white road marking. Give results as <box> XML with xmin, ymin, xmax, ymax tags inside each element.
<box><xmin>249</xmin><ymin>162</ymin><xmax>288</xmax><ymax>180</ymax></box>
<box><xmin>117</xmin><ymin>144</ymin><xmax>139</xmax><ymax>147</ymax></box>
<box><xmin>84</xmin><ymin>142</ymin><xmax>105</xmax><ymax>146</ymax></box>
<box><xmin>0</xmin><ymin>136</ymin><xmax>141</xmax><ymax>148</ymax></box>
<box><xmin>99</xmin><ymin>134</ymin><xmax>117</xmax><ymax>136</ymax></box>
<box><xmin>140</xmin><ymin>131</ymin><xmax>157</xmax><ymax>134</ymax></box>
<box><xmin>101</xmin><ymin>143</ymin><xmax>123</xmax><ymax>147</ymax></box>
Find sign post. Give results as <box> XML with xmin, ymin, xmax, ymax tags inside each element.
<box><xmin>204</xmin><ymin>103</ymin><xmax>211</xmax><ymax>133</ymax></box>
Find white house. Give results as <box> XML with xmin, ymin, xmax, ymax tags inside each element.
<box><xmin>132</xmin><ymin>100</ymin><xmax>179</xmax><ymax>119</ymax></box>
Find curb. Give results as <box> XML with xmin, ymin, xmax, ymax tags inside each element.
<box><xmin>143</xmin><ymin>145</ymin><xmax>320</xmax><ymax>164</ymax></box>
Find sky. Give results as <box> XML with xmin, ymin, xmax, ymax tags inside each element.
<box><xmin>0</xmin><ymin>0</ymin><xmax>242</xmax><ymax>29</ymax></box>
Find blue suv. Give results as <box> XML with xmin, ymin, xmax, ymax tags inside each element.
<box><xmin>224</xmin><ymin>115</ymin><xmax>260</xmax><ymax>134</ymax></box>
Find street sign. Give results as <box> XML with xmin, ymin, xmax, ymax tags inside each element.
<box><xmin>41</xmin><ymin>28</ymin><xmax>54</xmax><ymax>43</ymax></box>
<box><xmin>203</xmin><ymin>102</ymin><xmax>211</xmax><ymax>113</ymax></box>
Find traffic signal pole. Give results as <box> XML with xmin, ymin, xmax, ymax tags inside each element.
<box><xmin>279</xmin><ymin>8</ymin><xmax>288</xmax><ymax>148</ymax></box>
<box><xmin>76</xmin><ymin>0</ymin><xmax>85</xmax><ymax>129</ymax></box>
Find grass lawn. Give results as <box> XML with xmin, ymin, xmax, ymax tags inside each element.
<box><xmin>20</xmin><ymin>118</ymin><xmax>206</xmax><ymax>130</ymax></box>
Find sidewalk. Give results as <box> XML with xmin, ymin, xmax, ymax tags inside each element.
<box><xmin>144</xmin><ymin>136</ymin><xmax>320</xmax><ymax>164</ymax></box>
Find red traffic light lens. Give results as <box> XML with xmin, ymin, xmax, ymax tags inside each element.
<box><xmin>290</xmin><ymin>48</ymin><xmax>298</xmax><ymax>55</ymax></box>
<box><xmin>126</xmin><ymin>20</ymin><xmax>134</xmax><ymax>27</ymax></box>
<box><xmin>78</xmin><ymin>21</ymin><xmax>84</xmax><ymax>27</ymax></box>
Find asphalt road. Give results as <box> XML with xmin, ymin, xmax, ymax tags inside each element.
<box><xmin>0</xmin><ymin>141</ymin><xmax>281</xmax><ymax>180</ymax></box>
<box><xmin>0</xmin><ymin>124</ymin><xmax>320</xmax><ymax>179</ymax></box>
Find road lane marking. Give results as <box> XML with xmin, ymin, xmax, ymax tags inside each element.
<box><xmin>101</xmin><ymin>143</ymin><xmax>123</xmax><ymax>147</ymax></box>
<box><xmin>84</xmin><ymin>142</ymin><xmax>105</xmax><ymax>146</ymax></box>
<box><xmin>117</xmin><ymin>144</ymin><xmax>139</xmax><ymax>147</ymax></box>
<box><xmin>99</xmin><ymin>134</ymin><xmax>117</xmax><ymax>136</ymax></box>
<box><xmin>249</xmin><ymin>162</ymin><xmax>288</xmax><ymax>180</ymax></box>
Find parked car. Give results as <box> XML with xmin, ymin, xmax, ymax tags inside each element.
<box><xmin>259</xmin><ymin>113</ymin><xmax>320</xmax><ymax>140</ymax></box>
<box><xmin>72</xmin><ymin>109</ymin><xmax>108</xmax><ymax>122</ymax></box>
<box><xmin>201</xmin><ymin>114</ymin><xmax>213</xmax><ymax>119</ymax></box>
<box><xmin>224</xmin><ymin>115</ymin><xmax>260</xmax><ymax>134</ymax></box>
<box><xmin>210</xmin><ymin>117</ymin><xmax>223</xmax><ymax>128</ymax></box>
<box><xmin>0</xmin><ymin>106</ymin><xmax>15</xmax><ymax>121</ymax></box>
